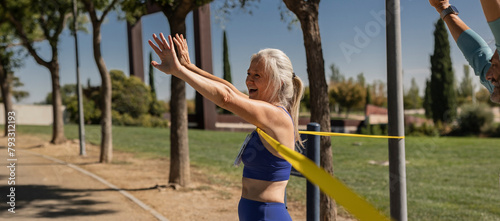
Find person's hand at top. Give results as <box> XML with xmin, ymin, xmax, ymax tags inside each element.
<box><xmin>173</xmin><ymin>34</ymin><xmax>192</xmax><ymax>67</ymax></box>
<box><xmin>148</xmin><ymin>33</ymin><xmax>182</xmax><ymax>75</ymax></box>
<box><xmin>429</xmin><ymin>0</ymin><xmax>450</xmax><ymax>12</ymax></box>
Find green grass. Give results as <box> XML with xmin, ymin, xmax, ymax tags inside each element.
<box><xmin>17</xmin><ymin>124</ymin><xmax>500</xmax><ymax>220</ymax></box>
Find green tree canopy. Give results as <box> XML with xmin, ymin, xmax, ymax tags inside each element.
<box><xmin>330</xmin><ymin>77</ymin><xmax>366</xmax><ymax>118</ymax></box>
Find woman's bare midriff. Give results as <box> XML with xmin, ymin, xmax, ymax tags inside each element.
<box><xmin>241</xmin><ymin>177</ymin><xmax>288</xmax><ymax>203</ymax></box>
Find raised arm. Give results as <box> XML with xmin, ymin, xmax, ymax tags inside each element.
<box><xmin>172</xmin><ymin>34</ymin><xmax>248</xmax><ymax>98</ymax></box>
<box><xmin>149</xmin><ymin>33</ymin><xmax>291</xmax><ymax>135</ymax></box>
<box><xmin>429</xmin><ymin>0</ymin><xmax>495</xmax><ymax>92</ymax></box>
<box><xmin>429</xmin><ymin>0</ymin><xmax>469</xmax><ymax>41</ymax></box>
<box><xmin>480</xmin><ymin>0</ymin><xmax>500</xmax><ymax>52</ymax></box>
<box><xmin>480</xmin><ymin>0</ymin><xmax>500</xmax><ymax>22</ymax></box>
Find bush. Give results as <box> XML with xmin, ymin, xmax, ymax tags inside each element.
<box><xmin>149</xmin><ymin>100</ymin><xmax>166</xmax><ymax>117</ymax></box>
<box><xmin>111</xmin><ymin>70</ymin><xmax>152</xmax><ymax>118</ymax></box>
<box><xmin>66</xmin><ymin>96</ymin><xmax>101</xmax><ymax>124</ymax></box>
<box><xmin>406</xmin><ymin>122</ymin><xmax>439</xmax><ymax>137</ymax></box>
<box><xmin>112</xmin><ymin>110</ymin><xmax>169</xmax><ymax>128</ymax></box>
<box><xmin>452</xmin><ymin>103</ymin><xmax>494</xmax><ymax>136</ymax></box>
<box><xmin>59</xmin><ymin>70</ymin><xmax>169</xmax><ymax>128</ymax></box>
<box><xmin>138</xmin><ymin>114</ymin><xmax>169</xmax><ymax>128</ymax></box>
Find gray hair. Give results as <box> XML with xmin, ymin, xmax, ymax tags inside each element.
<box><xmin>251</xmin><ymin>48</ymin><xmax>304</xmax><ymax>144</ymax></box>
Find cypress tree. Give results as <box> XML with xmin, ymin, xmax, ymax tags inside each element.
<box><xmin>424</xmin><ymin>79</ymin><xmax>433</xmax><ymax>118</ymax></box>
<box><xmin>223</xmin><ymin>30</ymin><xmax>232</xmax><ymax>84</ymax></box>
<box><xmin>149</xmin><ymin>51</ymin><xmax>157</xmax><ymax>100</ymax></box>
<box><xmin>430</xmin><ymin>19</ymin><xmax>457</xmax><ymax>123</ymax></box>
<box><xmin>221</xmin><ymin>30</ymin><xmax>232</xmax><ymax>114</ymax></box>
<box><xmin>457</xmin><ymin>64</ymin><xmax>474</xmax><ymax>104</ymax></box>
<box><xmin>365</xmin><ymin>85</ymin><xmax>372</xmax><ymax>105</ymax></box>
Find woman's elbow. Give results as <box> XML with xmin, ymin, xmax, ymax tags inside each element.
<box><xmin>218</xmin><ymin>87</ymin><xmax>236</xmax><ymax>110</ymax></box>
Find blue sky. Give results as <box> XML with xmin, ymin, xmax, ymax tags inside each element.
<box><xmin>15</xmin><ymin>0</ymin><xmax>495</xmax><ymax>104</ymax></box>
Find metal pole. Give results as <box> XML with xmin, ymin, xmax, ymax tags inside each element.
<box><xmin>306</xmin><ymin>123</ymin><xmax>320</xmax><ymax>221</ymax></box>
<box><xmin>72</xmin><ymin>0</ymin><xmax>85</xmax><ymax>156</ymax></box>
<box><xmin>386</xmin><ymin>0</ymin><xmax>407</xmax><ymax>220</ymax></box>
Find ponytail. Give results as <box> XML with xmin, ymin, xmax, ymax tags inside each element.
<box><xmin>290</xmin><ymin>74</ymin><xmax>304</xmax><ymax>148</ymax></box>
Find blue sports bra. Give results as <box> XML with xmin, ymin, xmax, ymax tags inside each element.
<box><xmin>241</xmin><ymin>107</ymin><xmax>293</xmax><ymax>182</ymax></box>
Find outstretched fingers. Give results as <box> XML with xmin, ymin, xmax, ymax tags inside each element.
<box><xmin>148</xmin><ymin>40</ymin><xmax>162</xmax><ymax>56</ymax></box>
<box><xmin>180</xmin><ymin>34</ymin><xmax>188</xmax><ymax>49</ymax></box>
<box><xmin>160</xmin><ymin>33</ymin><xmax>171</xmax><ymax>50</ymax></box>
<box><xmin>173</xmin><ymin>35</ymin><xmax>182</xmax><ymax>49</ymax></box>
<box><xmin>152</xmin><ymin>34</ymin><xmax>165</xmax><ymax>51</ymax></box>
<box><xmin>173</xmin><ymin>34</ymin><xmax>185</xmax><ymax>51</ymax></box>
<box><xmin>167</xmin><ymin>35</ymin><xmax>176</xmax><ymax>53</ymax></box>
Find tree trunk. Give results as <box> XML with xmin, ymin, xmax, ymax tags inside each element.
<box><xmin>167</xmin><ymin>16</ymin><xmax>190</xmax><ymax>187</ymax></box>
<box><xmin>91</xmin><ymin>21</ymin><xmax>113</xmax><ymax>163</ymax></box>
<box><xmin>0</xmin><ymin>64</ymin><xmax>13</xmax><ymax>137</ymax></box>
<box><xmin>49</xmin><ymin>63</ymin><xmax>66</xmax><ymax>144</ymax></box>
<box><xmin>4</xmin><ymin>1</ymin><xmax>66</xmax><ymax>145</ymax></box>
<box><xmin>282</xmin><ymin>0</ymin><xmax>336</xmax><ymax>220</ymax></box>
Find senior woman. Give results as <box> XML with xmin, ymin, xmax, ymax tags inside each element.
<box><xmin>149</xmin><ymin>33</ymin><xmax>303</xmax><ymax>221</ymax></box>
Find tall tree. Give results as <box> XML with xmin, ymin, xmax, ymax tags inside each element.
<box><xmin>356</xmin><ymin>72</ymin><xmax>365</xmax><ymax>88</ymax></box>
<box><xmin>457</xmin><ymin>64</ymin><xmax>475</xmax><ymax>105</ymax></box>
<box><xmin>370</xmin><ymin>80</ymin><xmax>388</xmax><ymax>107</ymax></box>
<box><xmin>149</xmin><ymin>51</ymin><xmax>157</xmax><ymax>100</ymax></box>
<box><xmin>329</xmin><ymin>63</ymin><xmax>343</xmax><ymax>84</ymax></box>
<box><xmin>122</xmin><ymin>0</ymin><xmax>213</xmax><ymax>187</ymax></box>
<box><xmin>162</xmin><ymin>0</ymin><xmax>212</xmax><ymax>187</ymax></box>
<box><xmin>222</xmin><ymin>30</ymin><xmax>232</xmax><ymax>84</ymax></box>
<box><xmin>330</xmin><ymin>78</ymin><xmax>366</xmax><ymax>118</ymax></box>
<box><xmin>365</xmin><ymin>85</ymin><xmax>372</xmax><ymax>105</ymax></box>
<box><xmin>0</xmin><ymin>22</ymin><xmax>21</xmax><ymax>136</ymax></box>
<box><xmin>81</xmin><ymin>0</ymin><xmax>120</xmax><ymax>163</ymax></box>
<box><xmin>282</xmin><ymin>0</ymin><xmax>335</xmax><ymax>219</ymax></box>
<box><xmin>423</xmin><ymin>79</ymin><xmax>432</xmax><ymax>118</ymax></box>
<box><xmin>221</xmin><ymin>30</ymin><xmax>232</xmax><ymax>114</ymax></box>
<box><xmin>1</xmin><ymin>0</ymin><xmax>72</xmax><ymax>144</ymax></box>
<box><xmin>430</xmin><ymin>19</ymin><xmax>457</xmax><ymax>123</ymax></box>
<box><xmin>403</xmin><ymin>78</ymin><xmax>422</xmax><ymax>109</ymax></box>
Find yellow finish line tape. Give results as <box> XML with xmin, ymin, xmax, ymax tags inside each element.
<box><xmin>298</xmin><ymin>131</ymin><xmax>405</xmax><ymax>139</ymax></box>
<box><xmin>256</xmin><ymin>128</ymin><xmax>390</xmax><ymax>221</ymax></box>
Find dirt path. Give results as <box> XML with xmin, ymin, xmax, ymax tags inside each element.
<box><xmin>0</xmin><ymin>134</ymin><xmax>314</xmax><ymax>221</ymax></box>
<box><xmin>0</xmin><ymin>140</ymin><xmax>156</xmax><ymax>220</ymax></box>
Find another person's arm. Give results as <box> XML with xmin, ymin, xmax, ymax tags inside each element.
<box><xmin>172</xmin><ymin>34</ymin><xmax>248</xmax><ymax>98</ymax></box>
<box><xmin>480</xmin><ymin>0</ymin><xmax>500</xmax><ymax>52</ymax></box>
<box><xmin>429</xmin><ymin>0</ymin><xmax>495</xmax><ymax>92</ymax></box>
<box><xmin>480</xmin><ymin>0</ymin><xmax>500</xmax><ymax>22</ymax></box>
<box><xmin>429</xmin><ymin>0</ymin><xmax>468</xmax><ymax>40</ymax></box>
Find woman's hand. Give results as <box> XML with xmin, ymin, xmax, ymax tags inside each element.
<box><xmin>173</xmin><ymin>33</ymin><xmax>192</xmax><ymax>66</ymax></box>
<box><xmin>148</xmin><ymin>33</ymin><xmax>182</xmax><ymax>75</ymax></box>
<box><xmin>429</xmin><ymin>0</ymin><xmax>450</xmax><ymax>12</ymax></box>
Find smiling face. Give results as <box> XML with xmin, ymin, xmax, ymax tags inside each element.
<box><xmin>246</xmin><ymin>58</ymin><xmax>275</xmax><ymax>102</ymax></box>
<box><xmin>486</xmin><ymin>50</ymin><xmax>500</xmax><ymax>103</ymax></box>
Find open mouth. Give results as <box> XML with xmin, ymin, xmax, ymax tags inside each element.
<box><xmin>492</xmin><ymin>79</ymin><xmax>500</xmax><ymax>87</ymax></box>
<box><xmin>249</xmin><ymin>89</ymin><xmax>257</xmax><ymax>94</ymax></box>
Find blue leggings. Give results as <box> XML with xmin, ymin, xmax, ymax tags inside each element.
<box><xmin>238</xmin><ymin>197</ymin><xmax>292</xmax><ymax>221</ymax></box>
